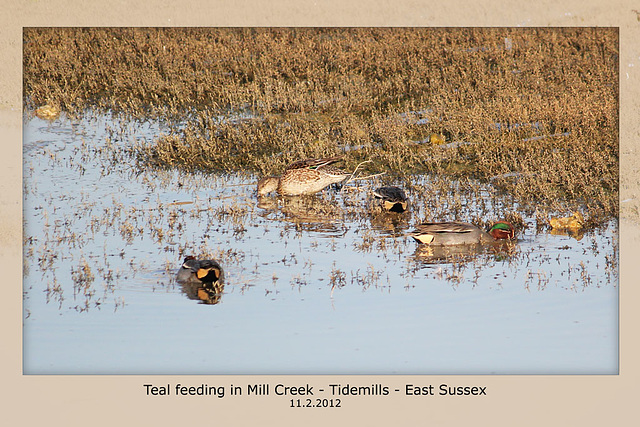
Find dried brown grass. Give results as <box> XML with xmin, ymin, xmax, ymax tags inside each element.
<box><xmin>24</xmin><ymin>27</ymin><xmax>618</xmax><ymax>221</ymax></box>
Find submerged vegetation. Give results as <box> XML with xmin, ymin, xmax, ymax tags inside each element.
<box><xmin>24</xmin><ymin>27</ymin><xmax>618</xmax><ymax>222</ymax></box>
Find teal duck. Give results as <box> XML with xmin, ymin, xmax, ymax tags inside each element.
<box><xmin>257</xmin><ymin>156</ymin><xmax>351</xmax><ymax>196</ymax></box>
<box><xmin>410</xmin><ymin>221</ymin><xmax>515</xmax><ymax>245</ymax></box>
<box><xmin>176</xmin><ymin>256</ymin><xmax>224</xmax><ymax>285</ymax></box>
<box><xmin>373</xmin><ymin>186</ymin><xmax>409</xmax><ymax>212</ymax></box>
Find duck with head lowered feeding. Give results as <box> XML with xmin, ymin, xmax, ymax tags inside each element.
<box><xmin>176</xmin><ymin>256</ymin><xmax>225</xmax><ymax>305</ymax></box>
<box><xmin>372</xmin><ymin>186</ymin><xmax>409</xmax><ymax>213</ymax></box>
<box><xmin>176</xmin><ymin>256</ymin><xmax>224</xmax><ymax>285</ymax></box>
<box><xmin>410</xmin><ymin>220</ymin><xmax>515</xmax><ymax>246</ymax></box>
<box><xmin>257</xmin><ymin>156</ymin><xmax>351</xmax><ymax>196</ymax></box>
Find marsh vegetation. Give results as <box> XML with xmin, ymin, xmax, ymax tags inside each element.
<box><xmin>22</xmin><ymin>28</ymin><xmax>618</xmax><ymax>374</ymax></box>
<box><xmin>24</xmin><ymin>27</ymin><xmax>618</xmax><ymax>222</ymax></box>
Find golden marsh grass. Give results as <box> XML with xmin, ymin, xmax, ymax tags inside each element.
<box><xmin>24</xmin><ymin>27</ymin><xmax>618</xmax><ymax>223</ymax></box>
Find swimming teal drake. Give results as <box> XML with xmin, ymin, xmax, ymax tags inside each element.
<box><xmin>176</xmin><ymin>256</ymin><xmax>224</xmax><ymax>285</ymax></box>
<box><xmin>410</xmin><ymin>221</ymin><xmax>515</xmax><ymax>245</ymax></box>
<box><xmin>257</xmin><ymin>156</ymin><xmax>351</xmax><ymax>196</ymax></box>
<box><xmin>372</xmin><ymin>186</ymin><xmax>409</xmax><ymax>213</ymax></box>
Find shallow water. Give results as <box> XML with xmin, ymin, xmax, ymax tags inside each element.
<box><xmin>22</xmin><ymin>113</ymin><xmax>618</xmax><ymax>374</ymax></box>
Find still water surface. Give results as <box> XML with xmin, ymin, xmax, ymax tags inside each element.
<box><xmin>22</xmin><ymin>113</ymin><xmax>618</xmax><ymax>374</ymax></box>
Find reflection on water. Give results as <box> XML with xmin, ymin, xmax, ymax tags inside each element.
<box><xmin>549</xmin><ymin>227</ymin><xmax>585</xmax><ymax>241</ymax></box>
<box><xmin>368</xmin><ymin>212</ymin><xmax>412</xmax><ymax>237</ymax></box>
<box><xmin>257</xmin><ymin>194</ymin><xmax>348</xmax><ymax>236</ymax></box>
<box><xmin>22</xmin><ymin>112</ymin><xmax>618</xmax><ymax>374</ymax></box>
<box><xmin>411</xmin><ymin>240</ymin><xmax>517</xmax><ymax>266</ymax></box>
<box><xmin>180</xmin><ymin>280</ymin><xmax>225</xmax><ymax>305</ymax></box>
